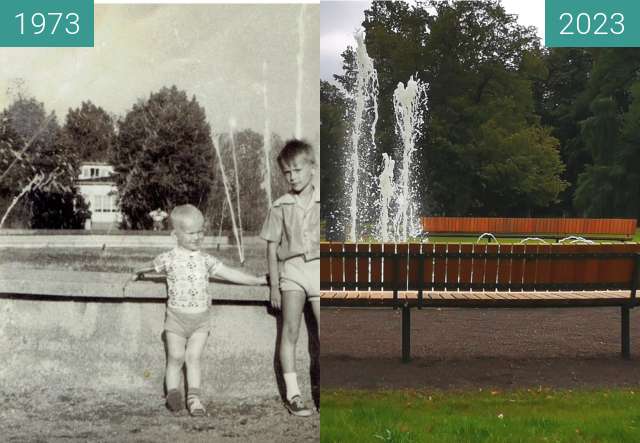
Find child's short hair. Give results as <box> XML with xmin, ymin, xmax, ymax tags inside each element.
<box><xmin>170</xmin><ymin>204</ymin><xmax>203</xmax><ymax>229</ymax></box>
<box><xmin>277</xmin><ymin>139</ymin><xmax>316</xmax><ymax>168</ymax></box>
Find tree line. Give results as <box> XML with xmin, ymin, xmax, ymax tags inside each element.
<box><xmin>321</xmin><ymin>0</ymin><xmax>640</xmax><ymax>238</ymax></box>
<box><xmin>0</xmin><ymin>85</ymin><xmax>287</xmax><ymax>231</ymax></box>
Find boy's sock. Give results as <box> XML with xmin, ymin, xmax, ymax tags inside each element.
<box><xmin>283</xmin><ymin>372</ymin><xmax>301</xmax><ymax>401</ymax></box>
<box><xmin>187</xmin><ymin>387</ymin><xmax>201</xmax><ymax>401</ymax></box>
<box><xmin>187</xmin><ymin>387</ymin><xmax>206</xmax><ymax>416</ymax></box>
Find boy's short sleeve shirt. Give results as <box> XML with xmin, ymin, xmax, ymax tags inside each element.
<box><xmin>153</xmin><ymin>248</ymin><xmax>221</xmax><ymax>313</ymax></box>
<box><xmin>260</xmin><ymin>185</ymin><xmax>320</xmax><ymax>261</ymax></box>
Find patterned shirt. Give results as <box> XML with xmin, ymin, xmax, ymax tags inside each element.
<box><xmin>260</xmin><ymin>185</ymin><xmax>320</xmax><ymax>261</ymax></box>
<box><xmin>153</xmin><ymin>248</ymin><xmax>222</xmax><ymax>314</ymax></box>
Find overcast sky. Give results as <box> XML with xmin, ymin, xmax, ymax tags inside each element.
<box><xmin>0</xmin><ymin>4</ymin><xmax>319</xmax><ymax>145</ymax></box>
<box><xmin>321</xmin><ymin>0</ymin><xmax>545</xmax><ymax>81</ymax></box>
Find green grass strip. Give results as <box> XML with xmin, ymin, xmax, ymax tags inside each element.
<box><xmin>321</xmin><ymin>388</ymin><xmax>640</xmax><ymax>443</ymax></box>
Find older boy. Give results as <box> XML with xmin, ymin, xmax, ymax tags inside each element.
<box><xmin>261</xmin><ymin>139</ymin><xmax>319</xmax><ymax>417</ymax></box>
<box><xmin>134</xmin><ymin>204</ymin><xmax>266</xmax><ymax>416</ymax></box>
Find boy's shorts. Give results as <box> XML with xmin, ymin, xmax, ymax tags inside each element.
<box><xmin>164</xmin><ymin>308</ymin><xmax>211</xmax><ymax>339</ymax></box>
<box><xmin>280</xmin><ymin>256</ymin><xmax>320</xmax><ymax>300</ymax></box>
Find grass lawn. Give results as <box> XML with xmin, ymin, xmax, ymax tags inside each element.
<box><xmin>322</xmin><ymin>389</ymin><xmax>640</xmax><ymax>443</ymax></box>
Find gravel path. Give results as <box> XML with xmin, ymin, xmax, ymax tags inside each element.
<box><xmin>321</xmin><ymin>306</ymin><xmax>640</xmax><ymax>390</ymax></box>
<box><xmin>1</xmin><ymin>389</ymin><xmax>319</xmax><ymax>442</ymax></box>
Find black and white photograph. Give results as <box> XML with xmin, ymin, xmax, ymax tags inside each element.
<box><xmin>0</xmin><ymin>3</ymin><xmax>320</xmax><ymax>441</ymax></box>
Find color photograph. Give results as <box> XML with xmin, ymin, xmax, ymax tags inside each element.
<box><xmin>320</xmin><ymin>1</ymin><xmax>640</xmax><ymax>441</ymax></box>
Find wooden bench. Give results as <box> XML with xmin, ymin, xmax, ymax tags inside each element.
<box><xmin>320</xmin><ymin>242</ymin><xmax>640</xmax><ymax>362</ymax></box>
<box><xmin>421</xmin><ymin>217</ymin><xmax>637</xmax><ymax>241</ymax></box>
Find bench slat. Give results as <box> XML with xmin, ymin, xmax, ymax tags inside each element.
<box><xmin>446</xmin><ymin>243</ymin><xmax>460</xmax><ymax>290</ymax></box>
<box><xmin>344</xmin><ymin>243</ymin><xmax>357</xmax><ymax>290</ymax></box>
<box><xmin>357</xmin><ymin>243</ymin><xmax>369</xmax><ymax>290</ymax></box>
<box><xmin>330</xmin><ymin>242</ymin><xmax>343</xmax><ymax>290</ymax></box>
<box><xmin>320</xmin><ymin>243</ymin><xmax>330</xmax><ymax>290</ymax></box>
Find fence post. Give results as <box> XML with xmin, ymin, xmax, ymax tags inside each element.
<box><xmin>402</xmin><ymin>304</ymin><xmax>411</xmax><ymax>363</ymax></box>
<box><xmin>393</xmin><ymin>249</ymin><xmax>399</xmax><ymax>310</ymax></box>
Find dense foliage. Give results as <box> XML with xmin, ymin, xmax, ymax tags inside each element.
<box><xmin>321</xmin><ymin>0</ymin><xmax>640</xmax><ymax>231</ymax></box>
<box><xmin>111</xmin><ymin>86</ymin><xmax>216</xmax><ymax>229</ymax></box>
<box><xmin>0</xmin><ymin>96</ymin><xmax>88</xmax><ymax>228</ymax></box>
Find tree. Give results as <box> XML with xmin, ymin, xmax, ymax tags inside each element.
<box><xmin>207</xmin><ymin>129</ymin><xmax>288</xmax><ymax>234</ymax></box>
<box><xmin>0</xmin><ymin>95</ymin><xmax>85</xmax><ymax>228</ymax></box>
<box><xmin>536</xmin><ymin>48</ymin><xmax>593</xmax><ymax>214</ymax></box>
<box><xmin>332</xmin><ymin>0</ymin><xmax>567</xmax><ymax>217</ymax></box>
<box><xmin>570</xmin><ymin>49</ymin><xmax>640</xmax><ymax>219</ymax></box>
<box><xmin>61</xmin><ymin>101</ymin><xmax>116</xmax><ymax>162</ymax></box>
<box><xmin>320</xmin><ymin>81</ymin><xmax>349</xmax><ymax>239</ymax></box>
<box><xmin>112</xmin><ymin>86</ymin><xmax>216</xmax><ymax>229</ymax></box>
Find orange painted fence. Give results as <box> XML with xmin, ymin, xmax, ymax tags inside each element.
<box><xmin>421</xmin><ymin>217</ymin><xmax>637</xmax><ymax>238</ymax></box>
<box><xmin>320</xmin><ymin>242</ymin><xmax>640</xmax><ymax>292</ymax></box>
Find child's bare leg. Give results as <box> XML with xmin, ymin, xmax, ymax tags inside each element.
<box><xmin>185</xmin><ymin>331</ymin><xmax>209</xmax><ymax>390</ymax></box>
<box><xmin>280</xmin><ymin>291</ymin><xmax>306</xmax><ymax>402</ymax></box>
<box><xmin>280</xmin><ymin>290</ymin><xmax>306</xmax><ymax>373</ymax></box>
<box><xmin>165</xmin><ymin>332</ymin><xmax>187</xmax><ymax>391</ymax></box>
<box><xmin>310</xmin><ymin>299</ymin><xmax>320</xmax><ymax>334</ymax></box>
<box><xmin>184</xmin><ymin>331</ymin><xmax>209</xmax><ymax>416</ymax></box>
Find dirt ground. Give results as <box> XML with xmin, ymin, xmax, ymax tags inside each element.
<box><xmin>321</xmin><ymin>306</ymin><xmax>640</xmax><ymax>390</ymax></box>
<box><xmin>0</xmin><ymin>390</ymin><xmax>318</xmax><ymax>442</ymax></box>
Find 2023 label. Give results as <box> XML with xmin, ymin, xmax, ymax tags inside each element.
<box><xmin>546</xmin><ymin>0</ymin><xmax>640</xmax><ymax>47</ymax></box>
<box><xmin>559</xmin><ymin>12</ymin><xmax>624</xmax><ymax>36</ymax></box>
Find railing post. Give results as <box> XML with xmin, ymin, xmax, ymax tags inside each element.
<box><xmin>622</xmin><ymin>305</ymin><xmax>631</xmax><ymax>359</ymax></box>
<box><xmin>393</xmin><ymin>249</ymin><xmax>399</xmax><ymax>310</ymax></box>
<box><xmin>402</xmin><ymin>304</ymin><xmax>411</xmax><ymax>363</ymax></box>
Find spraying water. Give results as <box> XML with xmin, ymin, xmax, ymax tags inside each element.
<box><xmin>392</xmin><ymin>76</ymin><xmax>427</xmax><ymax>242</ymax></box>
<box><xmin>347</xmin><ymin>28</ymin><xmax>379</xmax><ymax>242</ymax></box>
<box><xmin>212</xmin><ymin>135</ymin><xmax>244</xmax><ymax>264</ymax></box>
<box><xmin>261</xmin><ymin>61</ymin><xmax>273</xmax><ymax>207</ymax></box>
<box><xmin>295</xmin><ymin>4</ymin><xmax>305</xmax><ymax>139</ymax></box>
<box><xmin>378</xmin><ymin>153</ymin><xmax>395</xmax><ymax>243</ymax></box>
<box><xmin>228</xmin><ymin>117</ymin><xmax>244</xmax><ymax>259</ymax></box>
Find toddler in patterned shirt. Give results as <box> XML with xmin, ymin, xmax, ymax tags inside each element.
<box><xmin>133</xmin><ymin>204</ymin><xmax>266</xmax><ymax>416</ymax></box>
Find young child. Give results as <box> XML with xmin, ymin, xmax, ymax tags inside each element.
<box><xmin>261</xmin><ymin>139</ymin><xmax>319</xmax><ymax>417</ymax></box>
<box><xmin>134</xmin><ymin>204</ymin><xmax>266</xmax><ymax>416</ymax></box>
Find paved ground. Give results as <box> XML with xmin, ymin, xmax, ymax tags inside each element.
<box><xmin>321</xmin><ymin>306</ymin><xmax>640</xmax><ymax>390</ymax></box>
<box><xmin>0</xmin><ymin>389</ymin><xmax>319</xmax><ymax>442</ymax></box>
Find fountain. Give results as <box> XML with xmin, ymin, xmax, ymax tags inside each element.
<box><xmin>378</xmin><ymin>153</ymin><xmax>395</xmax><ymax>243</ymax></box>
<box><xmin>228</xmin><ymin>117</ymin><xmax>244</xmax><ymax>257</ymax></box>
<box><xmin>392</xmin><ymin>76</ymin><xmax>427</xmax><ymax>241</ymax></box>
<box><xmin>261</xmin><ymin>61</ymin><xmax>273</xmax><ymax>208</ymax></box>
<box><xmin>344</xmin><ymin>29</ymin><xmax>427</xmax><ymax>243</ymax></box>
<box><xmin>295</xmin><ymin>4</ymin><xmax>306</xmax><ymax>139</ymax></box>
<box><xmin>347</xmin><ymin>29</ymin><xmax>379</xmax><ymax>243</ymax></box>
<box><xmin>212</xmin><ymin>135</ymin><xmax>244</xmax><ymax>264</ymax></box>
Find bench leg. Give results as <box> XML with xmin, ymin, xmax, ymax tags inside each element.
<box><xmin>402</xmin><ymin>305</ymin><xmax>411</xmax><ymax>363</ymax></box>
<box><xmin>622</xmin><ymin>306</ymin><xmax>631</xmax><ymax>359</ymax></box>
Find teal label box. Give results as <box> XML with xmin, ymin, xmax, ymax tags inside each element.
<box><xmin>546</xmin><ymin>0</ymin><xmax>640</xmax><ymax>47</ymax></box>
<box><xmin>0</xmin><ymin>0</ymin><xmax>93</xmax><ymax>47</ymax></box>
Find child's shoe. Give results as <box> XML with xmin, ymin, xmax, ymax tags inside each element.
<box><xmin>187</xmin><ymin>396</ymin><xmax>207</xmax><ymax>417</ymax></box>
<box><xmin>166</xmin><ymin>389</ymin><xmax>183</xmax><ymax>412</ymax></box>
<box><xmin>285</xmin><ymin>395</ymin><xmax>313</xmax><ymax>417</ymax></box>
